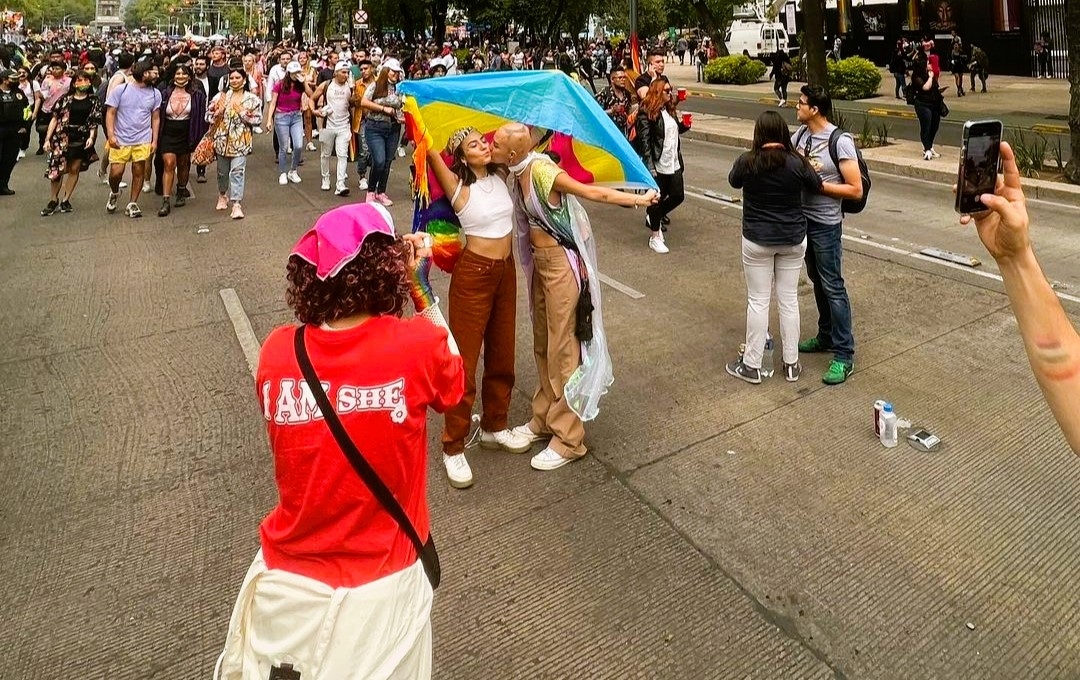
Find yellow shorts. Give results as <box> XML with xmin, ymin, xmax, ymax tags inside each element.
<box><xmin>110</xmin><ymin>143</ymin><xmax>152</xmax><ymax>163</ymax></box>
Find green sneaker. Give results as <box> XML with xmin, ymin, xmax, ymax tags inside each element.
<box><xmin>822</xmin><ymin>360</ymin><xmax>854</xmax><ymax>385</ymax></box>
<box><xmin>798</xmin><ymin>337</ymin><xmax>831</xmax><ymax>353</ymax></box>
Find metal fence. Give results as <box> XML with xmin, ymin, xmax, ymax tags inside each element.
<box><xmin>1027</xmin><ymin>0</ymin><xmax>1070</xmax><ymax>79</ymax></box>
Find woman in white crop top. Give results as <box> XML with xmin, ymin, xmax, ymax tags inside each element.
<box><xmin>425</xmin><ymin>127</ymin><xmax>533</xmax><ymax>490</ymax></box>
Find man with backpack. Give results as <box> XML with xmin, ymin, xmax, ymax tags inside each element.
<box><xmin>792</xmin><ymin>85</ymin><xmax>864</xmax><ymax>385</ymax></box>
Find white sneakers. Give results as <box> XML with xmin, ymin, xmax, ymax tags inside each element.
<box><xmin>287</xmin><ymin>170</ymin><xmax>302</xmax><ymax>184</ymax></box>
<box><xmin>16</xmin><ymin>149</ymin><xmax>25</xmax><ymax>161</ymax></box>
<box><xmin>649</xmin><ymin>234</ymin><xmax>670</xmax><ymax>254</ymax></box>
<box><xmin>320</xmin><ymin>179</ymin><xmax>331</xmax><ymax>191</ymax></box>
<box><xmin>216</xmin><ymin>195</ymin><xmax>229</xmax><ymax>211</ymax></box>
<box><xmin>278</xmin><ymin>172</ymin><xmax>288</xmax><ymax>185</ymax></box>
<box><xmin>443</xmin><ymin>454</ymin><xmax>473</xmax><ymax>489</ymax></box>
<box><xmin>510</xmin><ymin>423</ymin><xmax>548</xmax><ymax>445</ymax></box>
<box><xmin>530</xmin><ymin>447</ymin><xmax>573</xmax><ymax>471</ymax></box>
<box><xmin>777</xmin><ymin>99</ymin><xmax>787</xmax><ymax>107</ymax></box>
<box><xmin>357</xmin><ymin>177</ymin><xmax>368</xmax><ymax>191</ymax></box>
<box><xmin>305</xmin><ymin>141</ymin><xmax>317</xmax><ymax>152</ymax></box>
<box><xmin>142</xmin><ymin>180</ymin><xmax>152</xmax><ymax>193</ymax></box>
<box><xmin>480</xmin><ymin>428</ymin><xmax>533</xmax><ymax>453</ymax></box>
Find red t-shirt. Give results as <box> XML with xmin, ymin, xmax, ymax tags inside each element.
<box><xmin>256</xmin><ymin>316</ymin><xmax>464</xmax><ymax>589</ymax></box>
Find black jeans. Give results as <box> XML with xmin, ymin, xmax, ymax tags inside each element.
<box><xmin>0</xmin><ymin>128</ymin><xmax>20</xmax><ymax>189</ymax></box>
<box><xmin>774</xmin><ymin>78</ymin><xmax>789</xmax><ymax>101</ymax></box>
<box><xmin>913</xmin><ymin>101</ymin><xmax>941</xmax><ymax>152</ymax></box>
<box><xmin>646</xmin><ymin>169</ymin><xmax>685</xmax><ymax>231</ymax></box>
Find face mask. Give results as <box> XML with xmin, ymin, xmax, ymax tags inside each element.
<box><xmin>76</xmin><ymin>84</ymin><xmax>92</xmax><ymax>92</ymax></box>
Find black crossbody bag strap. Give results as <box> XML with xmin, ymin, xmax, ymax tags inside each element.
<box><xmin>292</xmin><ymin>326</ymin><xmax>441</xmax><ymax>589</ymax></box>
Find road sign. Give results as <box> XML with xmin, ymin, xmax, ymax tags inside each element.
<box><xmin>353</xmin><ymin>22</ymin><xmax>368</xmax><ymax>29</ymax></box>
<box><xmin>353</xmin><ymin>10</ymin><xmax>367</xmax><ymax>23</ymax></box>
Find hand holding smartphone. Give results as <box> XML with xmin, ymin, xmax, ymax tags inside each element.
<box><xmin>955</xmin><ymin>119</ymin><xmax>1003</xmax><ymax>215</ymax></box>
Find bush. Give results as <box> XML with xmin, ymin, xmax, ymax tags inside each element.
<box><xmin>826</xmin><ymin>57</ymin><xmax>882</xmax><ymax>100</ymax></box>
<box><xmin>703</xmin><ymin>55</ymin><xmax>767</xmax><ymax>85</ymax></box>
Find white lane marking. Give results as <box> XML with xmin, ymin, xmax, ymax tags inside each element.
<box><xmin>684</xmin><ymin>189</ymin><xmax>1080</xmax><ymax>306</ymax></box>
<box><xmin>219</xmin><ymin>288</ymin><xmax>262</xmax><ymax>377</ymax></box>
<box><xmin>599</xmin><ymin>273</ymin><xmax>646</xmax><ymax>299</ymax></box>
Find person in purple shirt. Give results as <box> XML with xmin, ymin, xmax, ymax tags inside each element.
<box><xmin>104</xmin><ymin>59</ymin><xmax>161</xmax><ymax>218</ymax></box>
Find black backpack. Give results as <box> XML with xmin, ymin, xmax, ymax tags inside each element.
<box><xmin>796</xmin><ymin>125</ymin><xmax>871</xmax><ymax>215</ymax></box>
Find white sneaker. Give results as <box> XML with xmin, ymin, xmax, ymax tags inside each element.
<box><xmin>357</xmin><ymin>177</ymin><xmax>368</xmax><ymax>191</ymax></box>
<box><xmin>142</xmin><ymin>180</ymin><xmax>152</xmax><ymax>193</ymax></box>
<box><xmin>335</xmin><ymin>185</ymin><xmax>350</xmax><ymax>197</ymax></box>
<box><xmin>443</xmin><ymin>453</ymin><xmax>474</xmax><ymax>489</ymax></box>
<box><xmin>287</xmin><ymin>171</ymin><xmax>302</xmax><ymax>184</ymax></box>
<box><xmin>480</xmin><ymin>428</ymin><xmax>533</xmax><ymax>453</ymax></box>
<box><xmin>510</xmin><ymin>423</ymin><xmax>548</xmax><ymax>445</ymax></box>
<box><xmin>320</xmin><ymin>179</ymin><xmax>331</xmax><ymax>191</ymax></box>
<box><xmin>16</xmin><ymin>149</ymin><xmax>25</xmax><ymax>160</ymax></box>
<box><xmin>397</xmin><ymin>146</ymin><xmax>406</xmax><ymax>158</ymax></box>
<box><xmin>778</xmin><ymin>99</ymin><xmax>786</xmax><ymax>107</ymax></box>
<box><xmin>119</xmin><ymin>181</ymin><xmax>128</xmax><ymax>189</ymax></box>
<box><xmin>649</xmin><ymin>235</ymin><xmax>670</xmax><ymax>254</ymax></box>
<box><xmin>305</xmin><ymin>142</ymin><xmax>317</xmax><ymax>152</ymax></box>
<box><xmin>923</xmin><ymin>150</ymin><xmax>933</xmax><ymax>161</ymax></box>
<box><xmin>530</xmin><ymin>446</ymin><xmax>573</xmax><ymax>471</ymax></box>
<box><xmin>279</xmin><ymin>172</ymin><xmax>288</xmax><ymax>185</ymax></box>
<box><xmin>929</xmin><ymin>148</ymin><xmax>941</xmax><ymax>159</ymax></box>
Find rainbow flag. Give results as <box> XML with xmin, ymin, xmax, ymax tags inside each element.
<box><xmin>398</xmin><ymin>70</ymin><xmax>657</xmax><ymax>195</ymax></box>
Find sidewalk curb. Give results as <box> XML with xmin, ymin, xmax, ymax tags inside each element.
<box><xmin>685</xmin><ymin>129</ymin><xmax>1080</xmax><ymax>203</ymax></box>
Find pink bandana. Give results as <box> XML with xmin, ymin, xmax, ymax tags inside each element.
<box><xmin>291</xmin><ymin>203</ymin><xmax>396</xmax><ymax>280</ymax></box>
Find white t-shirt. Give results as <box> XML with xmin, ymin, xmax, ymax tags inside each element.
<box><xmin>656</xmin><ymin>110</ymin><xmax>680</xmax><ymax>175</ymax></box>
<box><xmin>322</xmin><ymin>80</ymin><xmax>352</xmax><ymax>130</ymax></box>
<box><xmin>265</xmin><ymin>64</ymin><xmax>286</xmax><ymax>102</ymax></box>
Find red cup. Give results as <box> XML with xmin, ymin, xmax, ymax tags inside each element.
<box><xmin>677</xmin><ymin>87</ymin><xmax>687</xmax><ymax>101</ymax></box>
<box><xmin>681</xmin><ymin>112</ymin><xmax>692</xmax><ymax>128</ymax></box>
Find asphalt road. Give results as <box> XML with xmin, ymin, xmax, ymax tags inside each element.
<box><xmin>2</xmin><ymin>135</ymin><xmax>1079</xmax><ymax>678</ymax></box>
<box><xmin>681</xmin><ymin>95</ymin><xmax>1073</xmax><ymax>163</ymax></box>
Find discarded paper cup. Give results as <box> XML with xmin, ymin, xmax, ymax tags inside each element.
<box><xmin>681</xmin><ymin>112</ymin><xmax>693</xmax><ymax>128</ymax></box>
<box><xmin>677</xmin><ymin>87</ymin><xmax>687</xmax><ymax>101</ymax></box>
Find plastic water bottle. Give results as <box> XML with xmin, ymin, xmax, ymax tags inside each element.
<box><xmin>761</xmin><ymin>333</ymin><xmax>775</xmax><ymax>378</ymax></box>
<box><xmin>879</xmin><ymin>403</ymin><xmax>899</xmax><ymax>448</ymax></box>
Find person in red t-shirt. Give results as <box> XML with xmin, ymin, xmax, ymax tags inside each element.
<box><xmin>215</xmin><ymin>202</ymin><xmax>464</xmax><ymax>680</ymax></box>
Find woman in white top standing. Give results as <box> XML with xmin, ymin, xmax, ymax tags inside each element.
<box><xmin>425</xmin><ymin>127</ymin><xmax>533</xmax><ymax>490</ymax></box>
<box><xmin>634</xmin><ymin>78</ymin><xmax>689</xmax><ymax>254</ymax></box>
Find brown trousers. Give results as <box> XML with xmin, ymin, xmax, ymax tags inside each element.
<box><xmin>442</xmin><ymin>249</ymin><xmax>518</xmax><ymax>455</ymax></box>
<box><xmin>528</xmin><ymin>246</ymin><xmax>586</xmax><ymax>459</ymax></box>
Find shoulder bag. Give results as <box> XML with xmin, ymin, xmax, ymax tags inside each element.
<box><xmin>292</xmin><ymin>326</ymin><xmax>441</xmax><ymax>589</ymax></box>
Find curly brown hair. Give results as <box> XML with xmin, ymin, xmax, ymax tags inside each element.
<box><xmin>286</xmin><ymin>233</ymin><xmax>409</xmax><ymax>325</ymax></box>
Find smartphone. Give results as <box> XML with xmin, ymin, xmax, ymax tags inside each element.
<box><xmin>955</xmin><ymin>119</ymin><xmax>1003</xmax><ymax>214</ymax></box>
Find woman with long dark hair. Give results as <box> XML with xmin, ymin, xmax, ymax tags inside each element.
<box><xmin>359</xmin><ymin>58</ymin><xmax>405</xmax><ymax>205</ymax></box>
<box><xmin>725</xmin><ymin>110</ymin><xmax>823</xmax><ymax>384</ymax></box>
<box><xmin>769</xmin><ymin>50</ymin><xmax>792</xmax><ymax>107</ymax></box>
<box><xmin>156</xmin><ymin>63</ymin><xmax>207</xmax><ymax>216</ymax></box>
<box><xmin>635</xmin><ymin>78</ymin><xmax>688</xmax><ymax>254</ymax></box>
<box><xmin>213</xmin><ymin>203</ymin><xmax>463</xmax><ymax>680</ymax></box>
<box><xmin>207</xmin><ymin>68</ymin><xmax>263</xmax><ymax>219</ymax></box>
<box><xmin>421</xmin><ymin>126</ymin><xmax>533</xmax><ymax>489</ymax></box>
<box><xmin>263</xmin><ymin>60</ymin><xmax>314</xmax><ymax>186</ymax></box>
<box><xmin>40</xmin><ymin>70</ymin><xmax>101</xmax><ymax>216</ymax></box>
<box><xmin>910</xmin><ymin>42</ymin><xmax>943</xmax><ymax>161</ymax></box>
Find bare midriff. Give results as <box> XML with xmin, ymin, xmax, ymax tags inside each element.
<box><xmin>466</xmin><ymin>232</ymin><xmax>515</xmax><ymax>260</ymax></box>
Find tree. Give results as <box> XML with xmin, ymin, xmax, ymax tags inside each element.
<box><xmin>1067</xmin><ymin>0</ymin><xmax>1080</xmax><ymax>184</ymax></box>
<box><xmin>663</xmin><ymin>0</ymin><xmax>736</xmax><ymax>57</ymax></box>
<box><xmin>800</xmin><ymin>0</ymin><xmax>827</xmax><ymax>88</ymax></box>
<box><xmin>5</xmin><ymin>0</ymin><xmax>95</xmax><ymax>30</ymax></box>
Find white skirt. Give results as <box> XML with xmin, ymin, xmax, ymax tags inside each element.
<box><xmin>213</xmin><ymin>550</ymin><xmax>433</xmax><ymax>680</ymax></box>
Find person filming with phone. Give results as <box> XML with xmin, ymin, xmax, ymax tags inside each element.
<box><xmin>959</xmin><ymin>141</ymin><xmax>1080</xmax><ymax>454</ymax></box>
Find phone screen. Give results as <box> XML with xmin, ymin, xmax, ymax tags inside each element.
<box><xmin>956</xmin><ymin>120</ymin><xmax>1003</xmax><ymax>214</ymax></box>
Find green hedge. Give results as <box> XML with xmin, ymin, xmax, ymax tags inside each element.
<box><xmin>703</xmin><ymin>55</ymin><xmax>767</xmax><ymax>85</ymax></box>
<box><xmin>826</xmin><ymin>57</ymin><xmax>882</xmax><ymax>100</ymax></box>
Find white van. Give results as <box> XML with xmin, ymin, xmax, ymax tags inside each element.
<box><xmin>724</xmin><ymin>20</ymin><xmax>789</xmax><ymax>59</ymax></box>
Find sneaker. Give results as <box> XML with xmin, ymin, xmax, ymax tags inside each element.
<box><xmin>216</xmin><ymin>195</ymin><xmax>229</xmax><ymax>211</ymax></box>
<box><xmin>335</xmin><ymin>186</ymin><xmax>350</xmax><ymax>197</ymax></box>
<box><xmin>778</xmin><ymin>99</ymin><xmax>786</xmax><ymax>107</ymax></box>
<box><xmin>365</xmin><ymin>191</ymin><xmax>377</xmax><ymax>203</ymax></box>
<box><xmin>287</xmin><ymin>171</ymin><xmax>302</xmax><ymax>184</ymax></box>
<box><xmin>798</xmin><ymin>337</ymin><xmax>831</xmax><ymax>353</ymax></box>
<box><xmin>784</xmin><ymin>361</ymin><xmax>802</xmax><ymax>382</ymax></box>
<box><xmin>124</xmin><ymin>202</ymin><xmax>142</xmax><ymax>218</ymax></box>
<box><xmin>40</xmin><ymin>200</ymin><xmax>59</xmax><ymax>217</ymax></box>
<box><xmin>479</xmin><ymin>428</ymin><xmax>533</xmax><ymax>453</ymax></box>
<box><xmin>16</xmin><ymin>149</ymin><xmax>25</xmax><ymax>161</ymax></box>
<box><xmin>231</xmin><ymin>203</ymin><xmax>244</xmax><ymax>220</ymax></box>
<box><xmin>157</xmin><ymin>198</ymin><xmax>171</xmax><ymax>217</ymax></box>
<box><xmin>196</xmin><ymin>173</ymin><xmax>207</xmax><ymax>184</ymax></box>
<box><xmin>142</xmin><ymin>180</ymin><xmax>152</xmax><ymax>194</ymax></box>
<box><xmin>119</xmin><ymin>181</ymin><xmax>128</xmax><ymax>189</ymax></box>
<box><xmin>320</xmin><ymin>179</ymin><xmax>331</xmax><ymax>191</ymax></box>
<box><xmin>375</xmin><ymin>192</ymin><xmax>393</xmax><ymax>206</ymax></box>
<box><xmin>174</xmin><ymin>187</ymin><xmax>187</xmax><ymax>207</ymax></box>
<box><xmin>397</xmin><ymin>146</ymin><xmax>406</xmax><ymax>158</ymax></box>
<box><xmin>305</xmin><ymin>141</ymin><xmax>317</xmax><ymax>152</ymax></box>
<box><xmin>443</xmin><ymin>453</ymin><xmax>474</xmax><ymax>489</ymax></box>
<box><xmin>929</xmin><ymin>148</ymin><xmax>941</xmax><ymax>159</ymax></box>
<box><xmin>510</xmin><ymin>423</ymin><xmax>549</xmax><ymax>445</ymax></box>
<box><xmin>58</xmin><ymin>200</ymin><xmax>73</xmax><ymax>213</ymax></box>
<box><xmin>357</xmin><ymin>177</ymin><xmax>368</xmax><ymax>191</ymax></box>
<box><xmin>726</xmin><ymin>358</ymin><xmax>762</xmax><ymax>384</ymax></box>
<box><xmin>105</xmin><ymin>192</ymin><xmax>119</xmax><ymax>213</ymax></box>
<box><xmin>649</xmin><ymin>235</ymin><xmax>669</xmax><ymax>254</ymax></box>
<box><xmin>822</xmin><ymin>360</ymin><xmax>854</xmax><ymax>385</ymax></box>
<box><xmin>923</xmin><ymin>150</ymin><xmax>933</xmax><ymax>161</ymax></box>
<box><xmin>530</xmin><ymin>447</ymin><xmax>573</xmax><ymax>471</ymax></box>
<box><xmin>278</xmin><ymin>172</ymin><xmax>288</xmax><ymax>185</ymax></box>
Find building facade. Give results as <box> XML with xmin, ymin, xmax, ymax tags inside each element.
<box><xmin>784</xmin><ymin>0</ymin><xmax>1070</xmax><ymax>78</ymax></box>
<box><xmin>92</xmin><ymin>0</ymin><xmax>124</xmax><ymax>33</ymax></box>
